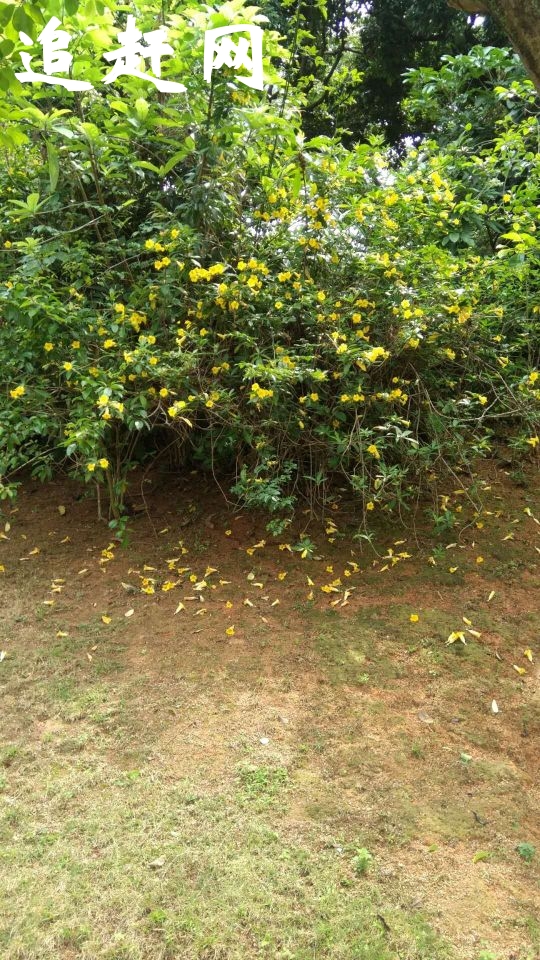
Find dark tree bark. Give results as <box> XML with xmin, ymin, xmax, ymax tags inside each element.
<box><xmin>449</xmin><ymin>0</ymin><xmax>540</xmax><ymax>93</ymax></box>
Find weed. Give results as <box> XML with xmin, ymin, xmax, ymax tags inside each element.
<box><xmin>237</xmin><ymin>765</ymin><xmax>288</xmax><ymax>802</ymax></box>
<box><xmin>517</xmin><ymin>842</ymin><xmax>536</xmax><ymax>864</ymax></box>
<box><xmin>352</xmin><ymin>848</ymin><xmax>373</xmax><ymax>876</ymax></box>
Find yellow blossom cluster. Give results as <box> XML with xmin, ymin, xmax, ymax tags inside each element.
<box><xmin>189</xmin><ymin>263</ymin><xmax>226</xmax><ymax>282</ymax></box>
<box><xmin>237</xmin><ymin>258</ymin><xmax>269</xmax><ymax>275</ymax></box>
<box><xmin>250</xmin><ymin>383</ymin><xmax>274</xmax><ymax>400</ymax></box>
<box><xmin>362</xmin><ymin>346</ymin><xmax>390</xmax><ymax>363</ymax></box>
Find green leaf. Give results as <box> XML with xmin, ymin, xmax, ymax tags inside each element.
<box><xmin>0</xmin><ymin>4</ymin><xmax>14</xmax><ymax>28</ymax></box>
<box><xmin>133</xmin><ymin>160</ymin><xmax>161</xmax><ymax>174</ymax></box>
<box><xmin>134</xmin><ymin>98</ymin><xmax>149</xmax><ymax>121</ymax></box>
<box><xmin>110</xmin><ymin>99</ymin><xmax>129</xmax><ymax>115</ymax></box>
<box><xmin>160</xmin><ymin>150</ymin><xmax>189</xmax><ymax>176</ymax></box>
<box><xmin>472</xmin><ymin>850</ymin><xmax>491</xmax><ymax>863</ymax></box>
<box><xmin>12</xmin><ymin>5</ymin><xmax>34</xmax><ymax>36</ymax></box>
<box><xmin>46</xmin><ymin>142</ymin><xmax>59</xmax><ymax>193</ymax></box>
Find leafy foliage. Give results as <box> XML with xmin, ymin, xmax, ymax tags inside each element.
<box><xmin>0</xmin><ymin>0</ymin><xmax>539</xmax><ymax>526</ymax></box>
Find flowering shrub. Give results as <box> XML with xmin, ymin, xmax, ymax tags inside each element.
<box><xmin>0</xmin><ymin>1</ymin><xmax>538</xmax><ymax>525</ymax></box>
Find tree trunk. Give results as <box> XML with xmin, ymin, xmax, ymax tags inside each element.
<box><xmin>449</xmin><ymin>0</ymin><xmax>540</xmax><ymax>93</ymax></box>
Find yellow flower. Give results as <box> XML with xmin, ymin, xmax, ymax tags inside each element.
<box><xmin>98</xmin><ymin>458</ymin><xmax>109</xmax><ymax>469</ymax></box>
<box><xmin>316</xmin><ymin>291</ymin><xmax>326</xmax><ymax>302</ymax></box>
<box><xmin>63</xmin><ymin>362</ymin><xmax>73</xmax><ymax>371</ymax></box>
<box><xmin>10</xmin><ymin>385</ymin><xmax>25</xmax><ymax>399</ymax></box>
<box><xmin>309</xmin><ymin>393</ymin><xmax>319</xmax><ymax>402</ymax></box>
<box><xmin>170</xmin><ymin>229</ymin><xmax>180</xmax><ymax>239</ymax></box>
<box><xmin>225</xmin><ymin>626</ymin><xmax>235</xmax><ymax>636</ymax></box>
<box><xmin>44</xmin><ymin>342</ymin><xmax>54</xmax><ymax>352</ymax></box>
<box><xmin>114</xmin><ymin>303</ymin><xmax>125</xmax><ymax>314</ymax></box>
<box><xmin>205</xmin><ymin>399</ymin><xmax>215</xmax><ymax>408</ymax></box>
<box><xmin>527</xmin><ymin>436</ymin><xmax>539</xmax><ymax>448</ymax></box>
<box><xmin>366</xmin><ymin>501</ymin><xmax>374</xmax><ymax>511</ymax></box>
<box><xmin>3</xmin><ymin>240</ymin><xmax>12</xmax><ymax>249</ymax></box>
<box><xmin>87</xmin><ymin>462</ymin><xmax>96</xmax><ymax>472</ymax></box>
<box><xmin>363</xmin><ymin>346</ymin><xmax>389</xmax><ymax>363</ymax></box>
<box><xmin>477</xmin><ymin>395</ymin><xmax>488</xmax><ymax>405</ymax></box>
<box><xmin>208</xmin><ymin>263</ymin><xmax>225</xmax><ymax>277</ymax></box>
<box><xmin>189</xmin><ymin>267</ymin><xmax>210</xmax><ymax>282</ymax></box>
<box><xmin>409</xmin><ymin>614</ymin><xmax>419</xmax><ymax>623</ymax></box>
<box><xmin>149</xmin><ymin>357</ymin><xmax>158</xmax><ymax>366</ymax></box>
<box><xmin>71</xmin><ymin>340</ymin><xmax>80</xmax><ymax>349</ymax></box>
<box><xmin>103</xmin><ymin>339</ymin><xmax>115</xmax><ymax>349</ymax></box>
<box><xmin>229</xmin><ymin>300</ymin><xmax>239</xmax><ymax>311</ymax></box>
<box><xmin>367</xmin><ymin>444</ymin><xmax>380</xmax><ymax>459</ymax></box>
<box><xmin>159</xmin><ymin>388</ymin><xmax>169</xmax><ymax>398</ymax></box>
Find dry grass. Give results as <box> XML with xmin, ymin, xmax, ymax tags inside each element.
<box><xmin>0</xmin><ymin>471</ymin><xmax>539</xmax><ymax>960</ymax></box>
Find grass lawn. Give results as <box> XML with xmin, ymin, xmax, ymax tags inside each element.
<box><xmin>1</xmin><ymin>469</ymin><xmax>539</xmax><ymax>959</ymax></box>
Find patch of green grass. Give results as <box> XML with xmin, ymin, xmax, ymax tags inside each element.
<box><xmin>0</xmin><ymin>619</ymin><xmax>456</xmax><ymax>960</ymax></box>
<box><xmin>237</xmin><ymin>764</ymin><xmax>289</xmax><ymax>804</ymax></box>
<box><xmin>0</xmin><ymin>757</ymin><xmax>453</xmax><ymax>960</ymax></box>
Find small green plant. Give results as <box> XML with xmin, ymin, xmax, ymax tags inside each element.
<box><xmin>146</xmin><ymin>908</ymin><xmax>168</xmax><ymax>926</ymax></box>
<box><xmin>238</xmin><ymin>765</ymin><xmax>288</xmax><ymax>801</ymax></box>
<box><xmin>0</xmin><ymin>745</ymin><xmax>19</xmax><ymax>767</ymax></box>
<box><xmin>516</xmin><ymin>841</ymin><xmax>536</xmax><ymax>863</ymax></box>
<box><xmin>428</xmin><ymin>508</ymin><xmax>456</xmax><ymax>534</ymax></box>
<box><xmin>352</xmin><ymin>848</ymin><xmax>373</xmax><ymax>876</ymax></box>
<box><xmin>292</xmin><ymin>535</ymin><xmax>316</xmax><ymax>558</ymax></box>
